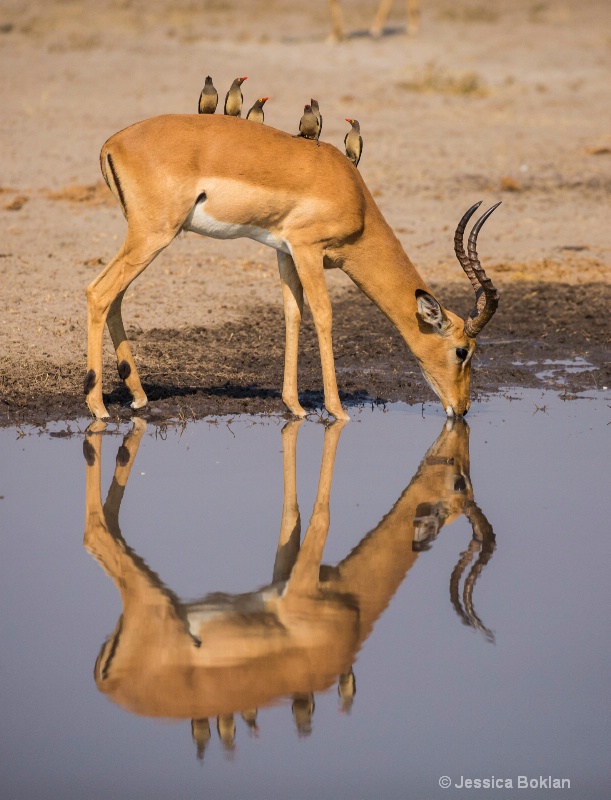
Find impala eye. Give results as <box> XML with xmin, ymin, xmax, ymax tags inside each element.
<box><xmin>456</xmin><ymin>348</ymin><xmax>468</xmax><ymax>361</ymax></box>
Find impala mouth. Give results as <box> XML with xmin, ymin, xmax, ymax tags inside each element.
<box><xmin>419</xmin><ymin>367</ymin><xmax>462</xmax><ymax>417</ymax></box>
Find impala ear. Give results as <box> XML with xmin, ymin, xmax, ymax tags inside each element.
<box><xmin>415</xmin><ymin>289</ymin><xmax>448</xmax><ymax>332</ymax></box>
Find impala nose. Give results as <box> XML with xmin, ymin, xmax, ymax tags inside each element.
<box><xmin>446</xmin><ymin>404</ymin><xmax>469</xmax><ymax>418</ymax></box>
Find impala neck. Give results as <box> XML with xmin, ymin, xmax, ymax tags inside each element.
<box><xmin>337</xmin><ymin>206</ymin><xmax>434</xmax><ymax>359</ymax></box>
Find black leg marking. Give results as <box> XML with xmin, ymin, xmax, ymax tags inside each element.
<box><xmin>116</xmin><ymin>445</ymin><xmax>130</xmax><ymax>467</ymax></box>
<box><xmin>106</xmin><ymin>152</ymin><xmax>128</xmax><ymax>218</ymax></box>
<box><xmin>83</xmin><ymin>439</ymin><xmax>96</xmax><ymax>467</ymax></box>
<box><xmin>84</xmin><ymin>369</ymin><xmax>96</xmax><ymax>395</ymax></box>
<box><xmin>118</xmin><ymin>360</ymin><xmax>131</xmax><ymax>381</ymax></box>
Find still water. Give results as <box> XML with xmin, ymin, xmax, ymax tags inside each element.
<box><xmin>1</xmin><ymin>389</ymin><xmax>609</xmax><ymax>800</ymax></box>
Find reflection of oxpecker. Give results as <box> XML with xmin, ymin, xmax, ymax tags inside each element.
<box><xmin>338</xmin><ymin>669</ymin><xmax>356</xmax><ymax>714</ymax></box>
<box><xmin>292</xmin><ymin>693</ymin><xmax>315</xmax><ymax>737</ymax></box>
<box><xmin>84</xmin><ymin>414</ymin><xmax>495</xmax><ymax>760</ymax></box>
<box><xmin>217</xmin><ymin>714</ymin><xmax>236</xmax><ymax>755</ymax></box>
<box><xmin>191</xmin><ymin>718</ymin><xmax>211</xmax><ymax>761</ymax></box>
<box><xmin>241</xmin><ymin>708</ymin><xmax>259</xmax><ymax>735</ymax></box>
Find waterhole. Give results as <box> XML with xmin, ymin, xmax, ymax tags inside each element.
<box><xmin>1</xmin><ymin>389</ymin><xmax>609</xmax><ymax>799</ymax></box>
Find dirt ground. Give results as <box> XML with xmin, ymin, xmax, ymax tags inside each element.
<box><xmin>0</xmin><ymin>0</ymin><xmax>609</xmax><ymax>426</ymax></box>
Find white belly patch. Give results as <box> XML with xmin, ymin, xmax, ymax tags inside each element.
<box><xmin>184</xmin><ymin>202</ymin><xmax>291</xmax><ymax>254</ymax></box>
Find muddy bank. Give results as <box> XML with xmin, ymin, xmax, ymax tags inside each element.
<box><xmin>1</xmin><ymin>280</ymin><xmax>608</xmax><ymax>427</ymax></box>
<box><xmin>1</xmin><ymin>1</ymin><xmax>610</xmax><ymax>427</ymax></box>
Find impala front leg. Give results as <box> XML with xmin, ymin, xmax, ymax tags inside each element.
<box><xmin>277</xmin><ymin>251</ymin><xmax>307</xmax><ymax>418</ymax></box>
<box><xmin>290</xmin><ymin>246</ymin><xmax>349</xmax><ymax>421</ymax></box>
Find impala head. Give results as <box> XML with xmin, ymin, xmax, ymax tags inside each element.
<box><xmin>414</xmin><ymin>202</ymin><xmax>501</xmax><ymax>418</ymax></box>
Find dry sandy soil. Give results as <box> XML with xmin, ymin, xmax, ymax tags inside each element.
<box><xmin>0</xmin><ymin>0</ymin><xmax>609</xmax><ymax>426</ymax></box>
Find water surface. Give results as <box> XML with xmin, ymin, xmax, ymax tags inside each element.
<box><xmin>1</xmin><ymin>390</ymin><xmax>609</xmax><ymax>799</ymax></box>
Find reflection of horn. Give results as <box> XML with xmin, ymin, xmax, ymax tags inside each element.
<box><xmin>449</xmin><ymin>500</ymin><xmax>496</xmax><ymax>642</ymax></box>
<box><xmin>85</xmin><ymin>411</ymin><xmax>497</xmax><ymax>752</ymax></box>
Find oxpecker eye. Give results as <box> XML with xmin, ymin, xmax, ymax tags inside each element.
<box><xmin>456</xmin><ymin>348</ymin><xmax>468</xmax><ymax>361</ymax></box>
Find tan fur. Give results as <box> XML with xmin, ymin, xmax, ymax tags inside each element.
<box><xmin>86</xmin><ymin>114</ymin><xmax>493</xmax><ymax>421</ymax></box>
<box><xmin>328</xmin><ymin>0</ymin><xmax>420</xmax><ymax>41</ymax></box>
<box><xmin>84</xmin><ymin>415</ymin><xmax>494</xmax><ymax>724</ymax></box>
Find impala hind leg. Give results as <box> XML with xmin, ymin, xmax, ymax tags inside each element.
<box><xmin>85</xmin><ymin>235</ymin><xmax>172</xmax><ymax>419</ymax></box>
<box><xmin>277</xmin><ymin>252</ymin><xmax>307</xmax><ymax>418</ymax></box>
<box><xmin>106</xmin><ymin>289</ymin><xmax>147</xmax><ymax>410</ymax></box>
<box><xmin>290</xmin><ymin>247</ymin><xmax>349</xmax><ymax>421</ymax></box>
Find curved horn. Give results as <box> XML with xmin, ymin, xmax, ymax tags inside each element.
<box><xmin>454</xmin><ymin>202</ymin><xmax>501</xmax><ymax>338</ymax></box>
<box><xmin>449</xmin><ymin>537</ymin><xmax>479</xmax><ymax>627</ymax></box>
<box><xmin>454</xmin><ymin>200</ymin><xmax>483</xmax><ymax>293</ymax></box>
<box><xmin>462</xmin><ymin>501</ymin><xmax>496</xmax><ymax>642</ymax></box>
<box><xmin>449</xmin><ymin>501</ymin><xmax>496</xmax><ymax>642</ymax></box>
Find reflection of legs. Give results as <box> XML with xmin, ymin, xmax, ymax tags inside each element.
<box><xmin>291</xmin><ymin>246</ymin><xmax>348</xmax><ymax>421</ymax></box>
<box><xmin>277</xmin><ymin>251</ymin><xmax>306</xmax><ymax>417</ymax></box>
<box><xmin>288</xmin><ymin>420</ymin><xmax>346</xmax><ymax>593</ymax></box>
<box><xmin>273</xmin><ymin>419</ymin><xmax>304</xmax><ymax>583</ymax></box>
<box><xmin>83</xmin><ymin>417</ymin><xmax>147</xmax><ymax>554</ymax></box>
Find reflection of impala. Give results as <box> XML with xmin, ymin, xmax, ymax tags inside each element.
<box><xmin>86</xmin><ymin>108</ymin><xmax>500</xmax><ymax>421</ymax></box>
<box><xmin>84</xmin><ymin>416</ymin><xmax>495</xmax><ymax>756</ymax></box>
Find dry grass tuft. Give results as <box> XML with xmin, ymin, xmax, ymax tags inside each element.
<box><xmin>398</xmin><ymin>62</ymin><xmax>488</xmax><ymax>97</ymax></box>
<box><xmin>4</xmin><ymin>195</ymin><xmax>29</xmax><ymax>211</ymax></box>
<box><xmin>499</xmin><ymin>175</ymin><xmax>523</xmax><ymax>192</ymax></box>
<box><xmin>45</xmin><ymin>181</ymin><xmax>115</xmax><ymax>207</ymax></box>
<box><xmin>439</xmin><ymin>6</ymin><xmax>500</xmax><ymax>24</ymax></box>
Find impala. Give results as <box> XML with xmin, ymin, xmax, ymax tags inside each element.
<box><xmin>328</xmin><ymin>0</ymin><xmax>421</xmax><ymax>41</ymax></box>
<box><xmin>84</xmin><ymin>414</ymin><xmax>495</xmax><ymax>752</ymax></box>
<box><xmin>87</xmin><ymin>113</ymin><xmax>500</xmax><ymax>420</ymax></box>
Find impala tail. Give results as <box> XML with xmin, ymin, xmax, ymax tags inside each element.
<box><xmin>87</xmin><ymin>114</ymin><xmax>500</xmax><ymax>420</ymax></box>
